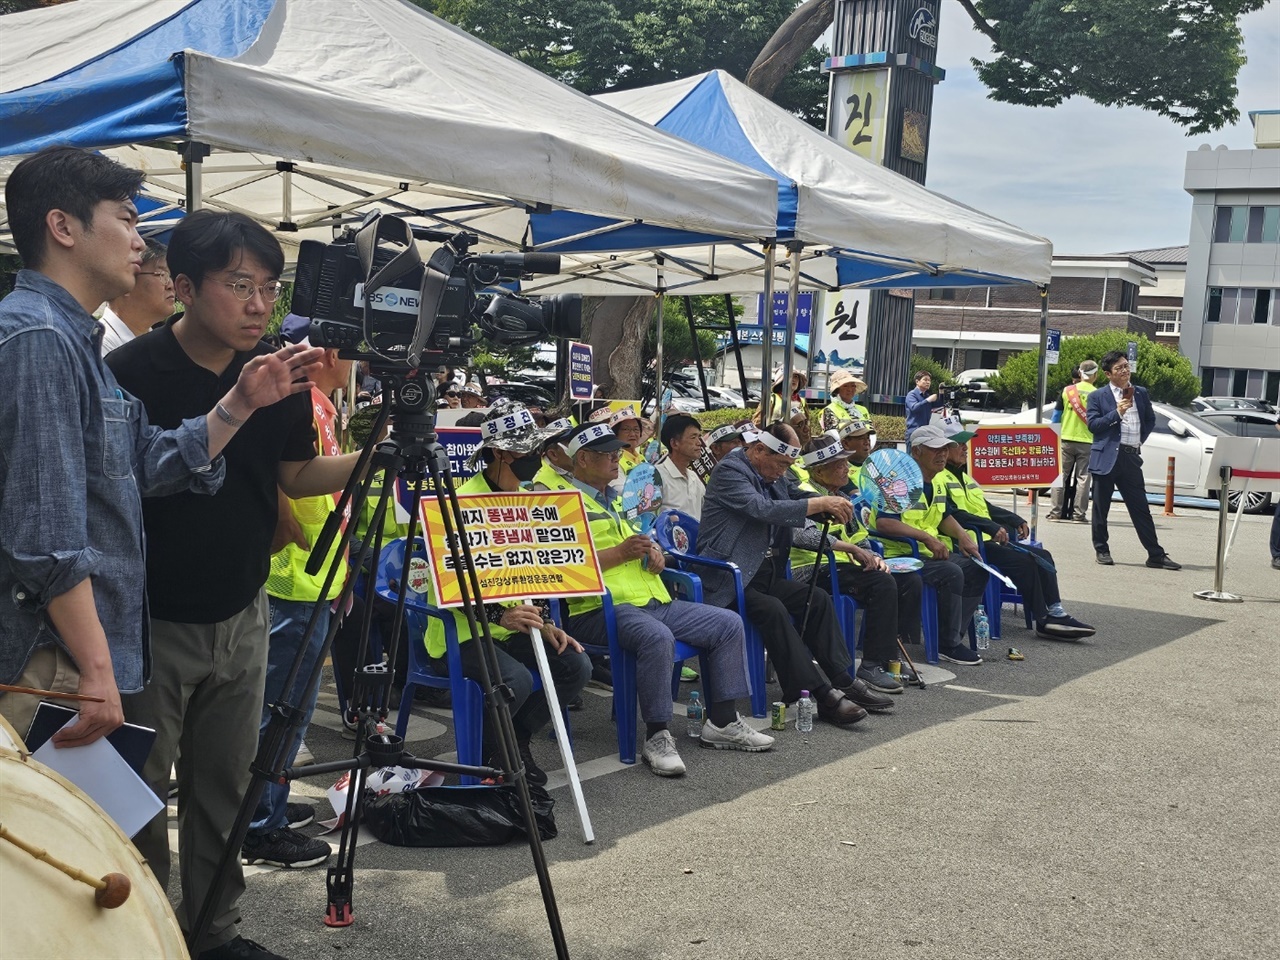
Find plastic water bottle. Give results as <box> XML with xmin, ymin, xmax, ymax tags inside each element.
<box><xmin>686</xmin><ymin>690</ymin><xmax>704</xmax><ymax>738</ymax></box>
<box><xmin>796</xmin><ymin>690</ymin><xmax>815</xmax><ymax>733</ymax></box>
<box><xmin>974</xmin><ymin>605</ymin><xmax>991</xmax><ymax>651</ymax></box>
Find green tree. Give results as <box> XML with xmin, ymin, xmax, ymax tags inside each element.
<box><xmin>644</xmin><ymin>295</ymin><xmax>731</xmax><ymax>373</ymax></box>
<box><xmin>753</xmin><ymin>0</ymin><xmax>1264</xmax><ymax>134</ymax></box>
<box><xmin>987</xmin><ymin>332</ymin><xmax>1200</xmax><ymax>407</ymax></box>
<box><xmin>909</xmin><ymin>353</ymin><xmax>958</xmax><ymax>388</ymax></box>
<box><xmin>419</xmin><ymin>0</ymin><xmax>829</xmax><ymax>123</ymax></box>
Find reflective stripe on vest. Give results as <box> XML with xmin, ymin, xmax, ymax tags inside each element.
<box><xmin>567</xmin><ymin>493</ymin><xmax>670</xmax><ymax>617</ymax></box>
<box><xmin>872</xmin><ymin>472</ymin><xmax>949</xmax><ymax>558</ymax></box>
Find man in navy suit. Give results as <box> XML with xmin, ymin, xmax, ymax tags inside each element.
<box><xmin>1085</xmin><ymin>351</ymin><xmax>1180</xmax><ymax>569</ymax></box>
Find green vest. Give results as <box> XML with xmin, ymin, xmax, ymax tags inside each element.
<box><xmin>423</xmin><ymin>472</ymin><xmax>515</xmax><ymax>659</ymax></box>
<box><xmin>871</xmin><ymin>472</ymin><xmax>950</xmax><ymax>558</ymax></box>
<box><xmin>941</xmin><ymin>467</ymin><xmax>991</xmax><ymax>546</ymax></box>
<box><xmin>821</xmin><ymin>399</ymin><xmax>870</xmax><ymax>431</ymax></box>
<box><xmin>532</xmin><ymin>461</ymin><xmax>574</xmax><ymax>492</ymax></box>
<box><xmin>1059</xmin><ymin>381</ymin><xmax>1097</xmax><ymax>443</ymax></box>
<box><xmin>566</xmin><ymin>488</ymin><xmax>670</xmax><ymax>617</ymax></box>
<box><xmin>619</xmin><ymin>448</ymin><xmax>644</xmax><ymax>474</ymax></box>
<box><xmin>788</xmin><ymin>481</ymin><xmax>867</xmax><ymax>573</ymax></box>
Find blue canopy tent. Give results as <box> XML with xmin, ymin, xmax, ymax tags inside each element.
<box><xmin>521</xmin><ymin>70</ymin><xmax>1052</xmax><ymax>410</ymax></box>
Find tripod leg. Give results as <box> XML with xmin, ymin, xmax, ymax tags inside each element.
<box><xmin>527</xmin><ymin>618</ymin><xmax>594</xmax><ymax>844</ymax></box>
<box><xmin>427</xmin><ymin>453</ymin><xmax>571</xmax><ymax>960</ymax></box>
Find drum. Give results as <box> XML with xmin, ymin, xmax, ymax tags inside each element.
<box><xmin>0</xmin><ymin>747</ymin><xmax>188</xmax><ymax>959</ymax></box>
<box><xmin>0</xmin><ymin>711</ymin><xmax>23</xmax><ymax>751</ymax></box>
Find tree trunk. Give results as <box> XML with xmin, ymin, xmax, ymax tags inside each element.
<box><xmin>583</xmin><ymin>295</ymin><xmax>654</xmax><ymax>400</ymax></box>
<box><xmin>745</xmin><ymin>0</ymin><xmax>835</xmax><ymax>97</ymax></box>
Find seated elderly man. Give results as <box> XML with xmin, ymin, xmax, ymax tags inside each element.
<box><xmin>655</xmin><ymin>413</ymin><xmax>707</xmax><ymax>518</ymax></box>
<box><xmin>795</xmin><ymin>437</ymin><xmax>924</xmax><ymax>693</ymax></box>
<box><xmin>939</xmin><ymin>421</ymin><xmax>1095</xmax><ymax>641</ymax></box>
<box><xmin>562</xmin><ymin>422</ymin><xmax>773</xmax><ymax>775</ymax></box>
<box><xmin>706</xmin><ymin>422</ymin><xmax>748</xmax><ymax>464</ymax></box>
<box><xmin>426</xmin><ymin>403</ymin><xmax>592</xmax><ymax>785</ymax></box>
<box><xmin>837</xmin><ymin>417</ymin><xmax>874</xmax><ymax>485</ymax></box>
<box><xmin>699</xmin><ymin>423</ymin><xmax>894</xmax><ymax>723</ymax></box>
<box><xmin>869</xmin><ymin>424</ymin><xmax>989</xmax><ymax>665</ymax></box>
<box><xmin>531</xmin><ymin>417</ymin><xmax>577</xmax><ymax>493</ymax></box>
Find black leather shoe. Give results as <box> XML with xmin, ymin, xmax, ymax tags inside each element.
<box><xmin>1145</xmin><ymin>555</ymin><xmax>1181</xmax><ymax>570</ymax></box>
<box><xmin>841</xmin><ymin>678</ymin><xmax>894</xmax><ymax>712</ymax></box>
<box><xmin>816</xmin><ymin>688</ymin><xmax>867</xmax><ymax>725</ymax></box>
<box><xmin>1095</xmin><ymin>551</ymin><xmax>1114</xmax><ymax>565</ymax></box>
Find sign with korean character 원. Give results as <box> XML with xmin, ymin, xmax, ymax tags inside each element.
<box><xmin>418</xmin><ymin>491</ymin><xmax>606</xmax><ymax>607</ymax></box>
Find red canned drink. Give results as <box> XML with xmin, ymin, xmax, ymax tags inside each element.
<box><xmin>770</xmin><ymin>701</ymin><xmax>786</xmax><ymax>731</ymax></box>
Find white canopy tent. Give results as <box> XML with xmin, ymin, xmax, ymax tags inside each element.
<box><xmin>0</xmin><ymin>0</ymin><xmax>779</xmax><ymax>260</ymax></box>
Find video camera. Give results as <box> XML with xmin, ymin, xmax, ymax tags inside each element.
<box><xmin>291</xmin><ymin>212</ymin><xmax>580</xmax><ymax>370</ymax></box>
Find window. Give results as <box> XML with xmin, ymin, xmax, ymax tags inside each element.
<box><xmin>1139</xmin><ymin>308</ymin><xmax>1182</xmax><ymax>335</ymax></box>
<box><xmin>927</xmin><ymin>288</ymin><xmax>957</xmax><ymax>301</ymax></box>
<box><xmin>1256</xmin><ymin>289</ymin><xmax>1273</xmax><ymax>324</ymax></box>
<box><xmin>963</xmin><ymin>348</ymin><xmax>999</xmax><ymax>369</ymax></box>
<box><xmin>1206</xmin><ymin>287</ymin><xmax>1278</xmax><ymax>324</ymax></box>
<box><xmin>1205</xmin><ymin>367</ymin><xmax>1279</xmax><ymax>402</ymax></box>
<box><xmin>928</xmin><ymin>347</ymin><xmax>949</xmax><ymax>365</ymax></box>
<box><xmin>1214</xmin><ymin>205</ymin><xmax>1280</xmax><ymax>243</ymax></box>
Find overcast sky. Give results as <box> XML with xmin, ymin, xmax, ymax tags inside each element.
<box><xmin>920</xmin><ymin>1</ymin><xmax>1279</xmax><ymax>256</ymax></box>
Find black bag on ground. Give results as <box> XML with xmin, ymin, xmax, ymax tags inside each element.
<box><xmin>362</xmin><ymin>784</ymin><xmax>557</xmax><ymax>847</ymax></box>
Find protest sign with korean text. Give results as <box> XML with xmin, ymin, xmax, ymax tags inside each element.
<box><xmin>569</xmin><ymin>342</ymin><xmax>594</xmax><ymax>400</ymax></box>
<box><xmin>418</xmin><ymin>491</ymin><xmax>605</xmax><ymax>607</ymax></box>
<box><xmin>968</xmin><ymin>425</ymin><xmax>1061</xmax><ymax>490</ymax></box>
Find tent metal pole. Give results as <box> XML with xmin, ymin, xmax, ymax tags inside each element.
<box><xmin>725</xmin><ymin>294</ymin><xmax>748</xmax><ymax>405</ymax></box>
<box><xmin>758</xmin><ymin>243</ymin><xmax>776</xmax><ymax>423</ymax></box>
<box><xmin>1032</xmin><ymin>283</ymin><xmax>1049</xmax><ymax>540</ymax></box>
<box><xmin>685</xmin><ymin>296</ymin><xmax>712</xmax><ymax>409</ymax></box>
<box><xmin>654</xmin><ymin>256</ymin><xmax>666</xmax><ymax>416</ymax></box>
<box><xmin>181</xmin><ymin>141</ymin><xmax>210</xmax><ymax>213</ymax></box>
<box><xmin>779</xmin><ymin>243</ymin><xmax>803</xmax><ymax>429</ymax></box>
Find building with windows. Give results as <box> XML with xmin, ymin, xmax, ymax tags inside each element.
<box><xmin>910</xmin><ymin>255</ymin><xmax>1157</xmax><ymax>374</ymax></box>
<box><xmin>1120</xmin><ymin>246</ymin><xmax>1186</xmax><ymax>348</ymax></box>
<box><xmin>1180</xmin><ymin>110</ymin><xmax>1280</xmax><ymax>403</ymax></box>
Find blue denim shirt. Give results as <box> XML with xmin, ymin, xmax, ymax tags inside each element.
<box><xmin>0</xmin><ymin>270</ymin><xmax>225</xmax><ymax>691</ymax></box>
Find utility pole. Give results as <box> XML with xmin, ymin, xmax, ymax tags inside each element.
<box><xmin>825</xmin><ymin>0</ymin><xmax>946</xmax><ymax>414</ymax></box>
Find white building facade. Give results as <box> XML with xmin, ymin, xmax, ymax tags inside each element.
<box><xmin>1181</xmin><ymin>110</ymin><xmax>1280</xmax><ymax>403</ymax></box>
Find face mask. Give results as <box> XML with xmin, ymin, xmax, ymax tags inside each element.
<box><xmin>509</xmin><ymin>453</ymin><xmax>542</xmax><ymax>482</ymax></box>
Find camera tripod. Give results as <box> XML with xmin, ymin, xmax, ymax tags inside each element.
<box><xmin>189</xmin><ymin>372</ymin><xmax>570</xmax><ymax>959</ymax></box>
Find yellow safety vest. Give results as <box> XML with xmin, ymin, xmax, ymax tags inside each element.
<box><xmin>788</xmin><ymin>480</ymin><xmax>868</xmax><ymax>573</ymax></box>
<box><xmin>266</xmin><ymin>390</ymin><xmax>349</xmax><ymax>603</ymax></box>
<box><xmin>566</xmin><ymin>489</ymin><xmax>670</xmax><ymax>617</ymax></box>
<box><xmin>820</xmin><ymin>399</ymin><xmax>870</xmax><ymax>432</ymax></box>
<box><xmin>619</xmin><ymin>448</ymin><xmax>644</xmax><ymax>474</ymax></box>
<box><xmin>871</xmin><ymin>472</ymin><xmax>950</xmax><ymax>558</ymax></box>
<box><xmin>941</xmin><ymin>467</ymin><xmax>992</xmax><ymax>546</ymax></box>
<box><xmin>1060</xmin><ymin>381</ymin><xmax>1097</xmax><ymax>443</ymax></box>
<box><xmin>532</xmin><ymin>461</ymin><xmax>574</xmax><ymax>492</ymax></box>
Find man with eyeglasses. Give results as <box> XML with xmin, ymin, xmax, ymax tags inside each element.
<box><xmin>107</xmin><ymin>210</ymin><xmax>364</xmax><ymax>960</ymax></box>
<box><xmin>1085</xmin><ymin>351</ymin><xmax>1180</xmax><ymax>569</ymax></box>
<box><xmin>99</xmin><ymin>238</ymin><xmax>175</xmax><ymax>354</ymax></box>
<box><xmin>697</xmin><ymin>422</ymin><xmax>884</xmax><ymax>724</ymax></box>
<box><xmin>563</xmin><ymin>423</ymin><xmax>773</xmax><ymax>777</ymax></box>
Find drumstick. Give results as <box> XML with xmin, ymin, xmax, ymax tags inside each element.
<box><xmin>0</xmin><ymin>683</ymin><xmax>106</xmax><ymax>704</ymax></box>
<box><xmin>0</xmin><ymin>824</ymin><xmax>131</xmax><ymax>908</ymax></box>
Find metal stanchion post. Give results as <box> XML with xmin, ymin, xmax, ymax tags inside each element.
<box><xmin>1194</xmin><ymin>466</ymin><xmax>1242</xmax><ymax>603</ymax></box>
<box><xmin>1163</xmin><ymin>456</ymin><xmax>1177</xmax><ymax>517</ymax></box>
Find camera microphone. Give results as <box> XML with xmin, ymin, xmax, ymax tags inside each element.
<box><xmin>474</xmin><ymin>251</ymin><xmax>562</xmax><ymax>277</ymax></box>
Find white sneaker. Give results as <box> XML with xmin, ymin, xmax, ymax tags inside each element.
<box><xmin>700</xmin><ymin>715</ymin><xmax>775</xmax><ymax>752</ymax></box>
<box><xmin>295</xmin><ymin>739</ymin><xmax>315</xmax><ymax>765</ymax></box>
<box><xmin>641</xmin><ymin>730</ymin><xmax>687</xmax><ymax>777</ymax></box>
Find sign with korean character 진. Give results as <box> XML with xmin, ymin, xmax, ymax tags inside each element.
<box><xmin>418</xmin><ymin>491</ymin><xmax>606</xmax><ymax>607</ymax></box>
<box><xmin>967</xmin><ymin>425</ymin><xmax>1061</xmax><ymax>490</ymax></box>
<box><xmin>828</xmin><ymin>69</ymin><xmax>890</xmax><ymax>163</ymax></box>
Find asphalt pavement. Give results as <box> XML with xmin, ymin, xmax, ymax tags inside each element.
<box><xmin>186</xmin><ymin>502</ymin><xmax>1279</xmax><ymax>960</ymax></box>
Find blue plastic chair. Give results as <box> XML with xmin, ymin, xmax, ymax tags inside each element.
<box><xmin>374</xmin><ymin>537</ymin><xmax>570</xmax><ymax>785</ymax></box>
<box><xmin>961</xmin><ymin>524</ymin><xmax>1038</xmax><ymax>637</ymax></box>
<box><xmin>653</xmin><ymin>509</ymin><xmax>768</xmax><ymax>718</ymax></box>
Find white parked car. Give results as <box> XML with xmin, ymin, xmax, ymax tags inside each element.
<box><xmin>975</xmin><ymin>402</ymin><xmax>1274</xmax><ymax>513</ymax></box>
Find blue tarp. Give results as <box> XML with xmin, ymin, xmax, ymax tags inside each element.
<box><xmin>0</xmin><ymin>0</ymin><xmax>276</xmax><ymax>156</ymax></box>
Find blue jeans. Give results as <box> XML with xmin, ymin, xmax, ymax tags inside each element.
<box><xmin>250</xmin><ymin>598</ymin><xmax>332</xmax><ymax>833</ymax></box>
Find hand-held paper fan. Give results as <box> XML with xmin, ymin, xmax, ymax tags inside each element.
<box><xmin>621</xmin><ymin>462</ymin><xmax>663</xmax><ymax>533</ymax></box>
<box><xmin>857</xmin><ymin>448</ymin><xmax>925</xmax><ymax>515</ymax></box>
